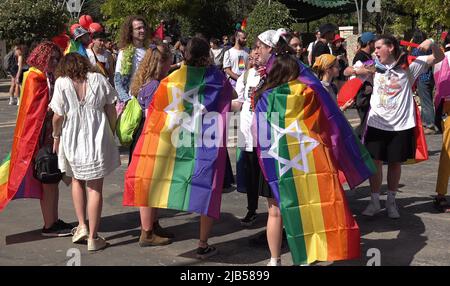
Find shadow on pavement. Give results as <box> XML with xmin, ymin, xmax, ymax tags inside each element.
<box><xmin>329</xmin><ymin>186</ymin><xmax>433</xmax><ymax>266</ymax></box>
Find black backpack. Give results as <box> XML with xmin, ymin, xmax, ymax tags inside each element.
<box><xmin>3</xmin><ymin>51</ymin><xmax>16</xmax><ymax>73</ymax></box>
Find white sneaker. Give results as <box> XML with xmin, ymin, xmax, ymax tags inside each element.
<box><xmin>386</xmin><ymin>199</ymin><xmax>400</xmax><ymax>219</ymax></box>
<box><xmin>8</xmin><ymin>97</ymin><xmax>14</xmax><ymax>105</ymax></box>
<box><xmin>362</xmin><ymin>200</ymin><xmax>381</xmax><ymax>216</ymax></box>
<box><xmin>72</xmin><ymin>225</ymin><xmax>89</xmax><ymax>243</ymax></box>
<box><xmin>88</xmin><ymin>236</ymin><xmax>108</xmax><ymax>252</ymax></box>
<box><xmin>267</xmin><ymin>258</ymin><xmax>282</xmax><ymax>266</ymax></box>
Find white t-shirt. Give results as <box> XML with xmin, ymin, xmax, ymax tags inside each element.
<box><xmin>115</xmin><ymin>47</ymin><xmax>146</xmax><ymax>78</ymax></box>
<box><xmin>367</xmin><ymin>56</ymin><xmax>430</xmax><ymax>131</ymax></box>
<box><xmin>307</xmin><ymin>41</ymin><xmax>317</xmax><ymax>53</ymax></box>
<box><xmin>235</xmin><ymin>68</ymin><xmax>260</xmax><ymax>152</ymax></box>
<box><xmin>87</xmin><ymin>49</ymin><xmax>111</xmax><ymax>70</ymax></box>
<box><xmin>223</xmin><ymin>47</ymin><xmax>249</xmax><ymax>77</ymax></box>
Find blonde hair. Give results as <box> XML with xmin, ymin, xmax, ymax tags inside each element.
<box><xmin>130</xmin><ymin>43</ymin><xmax>172</xmax><ymax>97</ymax></box>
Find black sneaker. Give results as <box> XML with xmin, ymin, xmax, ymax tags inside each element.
<box><xmin>196</xmin><ymin>245</ymin><xmax>218</xmax><ymax>260</ymax></box>
<box><xmin>240</xmin><ymin>211</ymin><xmax>257</xmax><ymax>227</ymax></box>
<box><xmin>42</xmin><ymin>219</ymin><xmax>73</xmax><ymax>237</ymax></box>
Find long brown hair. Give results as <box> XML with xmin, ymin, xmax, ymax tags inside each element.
<box><xmin>55</xmin><ymin>53</ymin><xmax>95</xmax><ymax>81</ymax></box>
<box><xmin>130</xmin><ymin>43</ymin><xmax>172</xmax><ymax>97</ymax></box>
<box><xmin>118</xmin><ymin>15</ymin><xmax>151</xmax><ymax>49</ymax></box>
<box><xmin>184</xmin><ymin>37</ymin><xmax>212</xmax><ymax>67</ymax></box>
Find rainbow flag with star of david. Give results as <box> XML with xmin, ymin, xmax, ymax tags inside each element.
<box><xmin>124</xmin><ymin>65</ymin><xmax>232</xmax><ymax>219</ymax></box>
<box><xmin>255</xmin><ymin>61</ymin><xmax>376</xmax><ymax>265</ymax></box>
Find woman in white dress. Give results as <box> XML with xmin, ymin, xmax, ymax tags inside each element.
<box><xmin>49</xmin><ymin>53</ymin><xmax>121</xmax><ymax>251</ymax></box>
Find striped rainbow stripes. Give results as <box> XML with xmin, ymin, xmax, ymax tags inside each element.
<box><xmin>0</xmin><ymin>67</ymin><xmax>47</xmax><ymax>211</ymax></box>
<box><xmin>256</xmin><ymin>78</ymin><xmax>375</xmax><ymax>265</ymax></box>
<box><xmin>64</xmin><ymin>40</ymin><xmax>88</xmax><ymax>57</ymax></box>
<box><xmin>124</xmin><ymin>65</ymin><xmax>231</xmax><ymax>219</ymax></box>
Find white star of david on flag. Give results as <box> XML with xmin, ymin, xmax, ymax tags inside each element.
<box><xmin>268</xmin><ymin>120</ymin><xmax>319</xmax><ymax>177</ymax></box>
<box><xmin>164</xmin><ymin>86</ymin><xmax>207</xmax><ymax>132</ymax></box>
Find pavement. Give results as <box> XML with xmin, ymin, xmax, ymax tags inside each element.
<box><xmin>0</xmin><ymin>79</ymin><xmax>449</xmax><ymax>266</ymax></box>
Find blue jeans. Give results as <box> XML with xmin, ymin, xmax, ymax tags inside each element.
<box><xmin>417</xmin><ymin>78</ymin><xmax>435</xmax><ymax>128</ymax></box>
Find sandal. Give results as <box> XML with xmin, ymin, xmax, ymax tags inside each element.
<box><xmin>433</xmin><ymin>196</ymin><xmax>450</xmax><ymax>213</ymax></box>
<box><xmin>196</xmin><ymin>245</ymin><xmax>218</xmax><ymax>260</ymax></box>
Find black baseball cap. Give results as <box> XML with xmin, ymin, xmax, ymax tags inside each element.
<box><xmin>319</xmin><ymin>23</ymin><xmax>337</xmax><ymax>35</ymax></box>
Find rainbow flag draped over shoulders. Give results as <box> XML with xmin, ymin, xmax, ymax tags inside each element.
<box><xmin>255</xmin><ymin>62</ymin><xmax>375</xmax><ymax>265</ymax></box>
<box><xmin>296</xmin><ymin>61</ymin><xmax>375</xmax><ymax>188</ymax></box>
<box><xmin>124</xmin><ymin>65</ymin><xmax>231</xmax><ymax>219</ymax></box>
<box><xmin>0</xmin><ymin>67</ymin><xmax>48</xmax><ymax>211</ymax></box>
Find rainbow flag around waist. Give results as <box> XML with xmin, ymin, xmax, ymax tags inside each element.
<box><xmin>256</xmin><ymin>77</ymin><xmax>375</xmax><ymax>264</ymax></box>
<box><xmin>124</xmin><ymin>65</ymin><xmax>231</xmax><ymax>219</ymax></box>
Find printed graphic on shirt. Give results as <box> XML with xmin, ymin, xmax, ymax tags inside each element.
<box><xmin>238</xmin><ymin>56</ymin><xmax>246</xmax><ymax>71</ymax></box>
<box><xmin>376</xmin><ymin>72</ymin><xmax>401</xmax><ymax>111</ymax></box>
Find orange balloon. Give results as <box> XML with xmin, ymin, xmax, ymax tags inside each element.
<box><xmin>79</xmin><ymin>15</ymin><xmax>93</xmax><ymax>29</ymax></box>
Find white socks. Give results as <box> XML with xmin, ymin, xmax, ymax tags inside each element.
<box><xmin>386</xmin><ymin>191</ymin><xmax>400</xmax><ymax>219</ymax></box>
<box><xmin>362</xmin><ymin>193</ymin><xmax>381</xmax><ymax>216</ymax></box>
<box><xmin>267</xmin><ymin>257</ymin><xmax>282</xmax><ymax>266</ymax></box>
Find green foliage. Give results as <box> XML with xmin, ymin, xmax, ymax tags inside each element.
<box><xmin>101</xmin><ymin>0</ymin><xmax>186</xmax><ymax>34</ymax></box>
<box><xmin>246</xmin><ymin>0</ymin><xmax>293</xmax><ymax>46</ymax></box>
<box><xmin>396</xmin><ymin>0</ymin><xmax>450</xmax><ymax>35</ymax></box>
<box><xmin>0</xmin><ymin>0</ymin><xmax>68</xmax><ymax>45</ymax></box>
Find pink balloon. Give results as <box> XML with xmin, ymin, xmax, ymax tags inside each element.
<box><xmin>89</xmin><ymin>22</ymin><xmax>103</xmax><ymax>33</ymax></box>
<box><xmin>79</xmin><ymin>15</ymin><xmax>93</xmax><ymax>29</ymax></box>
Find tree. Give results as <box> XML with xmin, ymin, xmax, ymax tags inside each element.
<box><xmin>101</xmin><ymin>0</ymin><xmax>186</xmax><ymax>35</ymax></box>
<box><xmin>396</xmin><ymin>0</ymin><xmax>450</xmax><ymax>35</ymax></box>
<box><xmin>246</xmin><ymin>0</ymin><xmax>293</xmax><ymax>46</ymax></box>
<box><xmin>0</xmin><ymin>0</ymin><xmax>68</xmax><ymax>45</ymax></box>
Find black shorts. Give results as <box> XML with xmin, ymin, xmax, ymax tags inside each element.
<box><xmin>365</xmin><ymin>126</ymin><xmax>415</xmax><ymax>163</ymax></box>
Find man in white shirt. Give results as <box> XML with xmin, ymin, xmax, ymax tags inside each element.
<box><xmin>232</xmin><ymin>49</ymin><xmax>260</xmax><ymax>227</ymax></box>
<box><xmin>223</xmin><ymin>30</ymin><xmax>249</xmax><ymax>89</ymax></box>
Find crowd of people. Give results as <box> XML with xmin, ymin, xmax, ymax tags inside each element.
<box><xmin>1</xmin><ymin>15</ymin><xmax>449</xmax><ymax>266</ymax></box>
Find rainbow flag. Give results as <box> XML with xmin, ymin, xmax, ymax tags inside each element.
<box><xmin>0</xmin><ymin>67</ymin><xmax>48</xmax><ymax>211</ymax></box>
<box><xmin>241</xmin><ymin>18</ymin><xmax>247</xmax><ymax>32</ymax></box>
<box><xmin>64</xmin><ymin>39</ymin><xmax>88</xmax><ymax>57</ymax></box>
<box><xmin>255</xmin><ymin>61</ymin><xmax>375</xmax><ymax>265</ymax></box>
<box><xmin>124</xmin><ymin>65</ymin><xmax>232</xmax><ymax>219</ymax></box>
<box><xmin>238</xmin><ymin>56</ymin><xmax>246</xmax><ymax>71</ymax></box>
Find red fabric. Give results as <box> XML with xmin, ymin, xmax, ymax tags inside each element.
<box><xmin>153</xmin><ymin>23</ymin><xmax>164</xmax><ymax>40</ymax></box>
<box><xmin>337</xmin><ymin>78</ymin><xmax>363</xmax><ymax>107</ymax></box>
<box><xmin>400</xmin><ymin>40</ymin><xmax>419</xmax><ymax>49</ymax></box>
<box><xmin>412</xmin><ymin>103</ymin><xmax>429</xmax><ymax>162</ymax></box>
<box><xmin>52</xmin><ymin>33</ymin><xmax>70</xmax><ymax>52</ymax></box>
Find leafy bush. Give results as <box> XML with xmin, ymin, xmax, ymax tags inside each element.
<box><xmin>246</xmin><ymin>0</ymin><xmax>293</xmax><ymax>46</ymax></box>
<box><xmin>0</xmin><ymin>0</ymin><xmax>68</xmax><ymax>45</ymax></box>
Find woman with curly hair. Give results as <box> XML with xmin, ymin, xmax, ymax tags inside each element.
<box><xmin>128</xmin><ymin>42</ymin><xmax>174</xmax><ymax>247</ymax></box>
<box><xmin>0</xmin><ymin>41</ymin><xmax>74</xmax><ymax>236</ymax></box>
<box><xmin>50</xmin><ymin>53</ymin><xmax>120</xmax><ymax>251</ymax></box>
